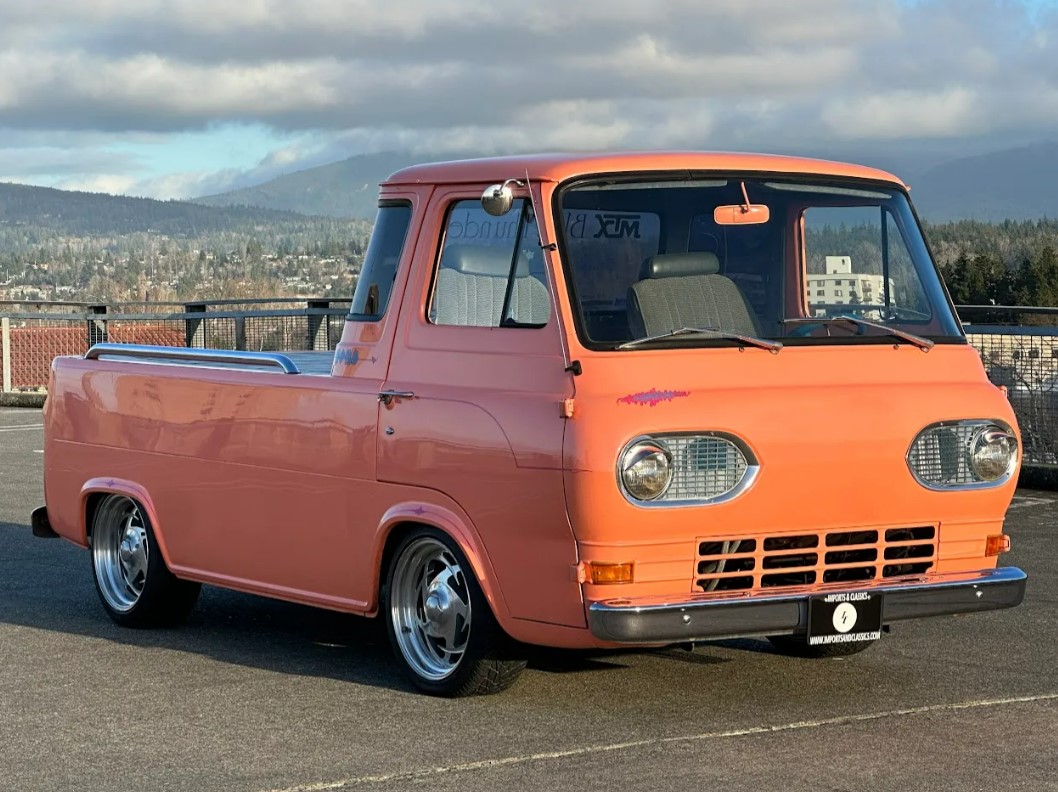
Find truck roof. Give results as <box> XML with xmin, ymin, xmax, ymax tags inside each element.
<box><xmin>383</xmin><ymin>151</ymin><xmax>906</xmax><ymax>188</ymax></box>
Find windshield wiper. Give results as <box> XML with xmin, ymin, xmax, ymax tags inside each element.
<box><xmin>783</xmin><ymin>315</ymin><xmax>934</xmax><ymax>351</ymax></box>
<box><xmin>617</xmin><ymin>326</ymin><xmax>782</xmax><ymax>353</ymax></box>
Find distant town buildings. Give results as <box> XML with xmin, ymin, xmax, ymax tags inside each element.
<box><xmin>807</xmin><ymin>255</ymin><xmax>893</xmax><ymax>314</ymax></box>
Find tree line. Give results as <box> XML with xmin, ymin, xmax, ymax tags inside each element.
<box><xmin>3</xmin><ymin>203</ymin><xmax>1058</xmax><ymax>309</ymax></box>
<box><xmin>923</xmin><ymin>219</ymin><xmax>1058</xmax><ymax>323</ymax></box>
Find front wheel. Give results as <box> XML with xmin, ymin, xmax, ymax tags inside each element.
<box><xmin>383</xmin><ymin>529</ymin><xmax>525</xmax><ymax>696</ymax></box>
<box><xmin>90</xmin><ymin>494</ymin><xmax>200</xmax><ymax>628</ymax></box>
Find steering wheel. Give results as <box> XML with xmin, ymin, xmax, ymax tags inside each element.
<box><xmin>786</xmin><ymin>322</ymin><xmax>833</xmax><ymax>338</ymax></box>
<box><xmin>883</xmin><ymin>306</ymin><xmax>932</xmax><ymax>322</ymax></box>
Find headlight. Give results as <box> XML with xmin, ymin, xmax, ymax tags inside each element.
<box><xmin>618</xmin><ymin>434</ymin><xmax>758</xmax><ymax>505</ymax></box>
<box><xmin>619</xmin><ymin>441</ymin><xmax>673</xmax><ymax>500</ymax></box>
<box><xmin>969</xmin><ymin>426</ymin><xmax>1018</xmax><ymax>481</ymax></box>
<box><xmin>907</xmin><ymin>421</ymin><xmax>1018</xmax><ymax>489</ymax></box>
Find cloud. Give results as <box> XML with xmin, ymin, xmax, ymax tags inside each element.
<box><xmin>0</xmin><ymin>0</ymin><xmax>1055</xmax><ymax>197</ymax></box>
<box><xmin>822</xmin><ymin>88</ymin><xmax>983</xmax><ymax>140</ymax></box>
<box><xmin>55</xmin><ymin>174</ymin><xmax>138</xmax><ymax>195</ymax></box>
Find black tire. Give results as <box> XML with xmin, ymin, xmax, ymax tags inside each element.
<box><xmin>89</xmin><ymin>494</ymin><xmax>200</xmax><ymax>628</ymax></box>
<box><xmin>382</xmin><ymin>527</ymin><xmax>526</xmax><ymax>696</ymax></box>
<box><xmin>767</xmin><ymin>634</ymin><xmax>876</xmax><ymax>658</ymax></box>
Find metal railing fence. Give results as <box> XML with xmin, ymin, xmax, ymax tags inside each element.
<box><xmin>4</xmin><ymin>299</ymin><xmax>1058</xmax><ymax>466</ymax></box>
<box><xmin>0</xmin><ymin>298</ymin><xmax>349</xmax><ymax>392</ymax></box>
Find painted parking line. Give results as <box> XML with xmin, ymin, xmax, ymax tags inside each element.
<box><xmin>0</xmin><ymin>424</ymin><xmax>43</xmax><ymax>431</ymax></box>
<box><xmin>259</xmin><ymin>693</ymin><xmax>1058</xmax><ymax>792</ymax></box>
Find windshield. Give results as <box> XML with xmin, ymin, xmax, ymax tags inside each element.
<box><xmin>557</xmin><ymin>176</ymin><xmax>962</xmax><ymax>349</ymax></box>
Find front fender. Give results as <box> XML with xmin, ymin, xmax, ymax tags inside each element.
<box><xmin>370</xmin><ymin>501</ymin><xmax>511</xmax><ymax>624</ymax></box>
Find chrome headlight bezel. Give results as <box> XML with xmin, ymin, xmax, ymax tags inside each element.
<box><xmin>617</xmin><ymin>432</ymin><xmax>759</xmax><ymax>507</ymax></box>
<box><xmin>907</xmin><ymin>419</ymin><xmax>1018</xmax><ymax>490</ymax></box>
<box><xmin>617</xmin><ymin>439</ymin><xmax>674</xmax><ymax>501</ymax></box>
<box><xmin>968</xmin><ymin>425</ymin><xmax>1019</xmax><ymax>482</ymax></box>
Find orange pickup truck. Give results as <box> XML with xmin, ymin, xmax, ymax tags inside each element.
<box><xmin>33</xmin><ymin>152</ymin><xmax>1026</xmax><ymax>696</ymax></box>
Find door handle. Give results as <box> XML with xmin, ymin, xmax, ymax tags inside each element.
<box><xmin>378</xmin><ymin>390</ymin><xmax>415</xmax><ymax>405</ymax></box>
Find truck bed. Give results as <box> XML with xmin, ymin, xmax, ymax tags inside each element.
<box><xmin>276</xmin><ymin>351</ymin><xmax>335</xmax><ymax>375</ymax></box>
<box><xmin>86</xmin><ymin>344</ymin><xmax>336</xmax><ymax>376</ymax></box>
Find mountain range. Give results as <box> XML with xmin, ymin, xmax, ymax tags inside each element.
<box><xmin>2</xmin><ymin>143</ymin><xmax>1056</xmax><ymax>237</ymax></box>
<box><xmin>195</xmin><ymin>142</ymin><xmax>1058</xmax><ymax>223</ymax></box>
<box><xmin>0</xmin><ymin>180</ymin><xmax>316</xmax><ymax>238</ymax></box>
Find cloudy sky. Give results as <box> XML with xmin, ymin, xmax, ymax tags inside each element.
<box><xmin>0</xmin><ymin>0</ymin><xmax>1056</xmax><ymax>199</ymax></box>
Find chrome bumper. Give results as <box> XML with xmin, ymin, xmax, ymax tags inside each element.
<box><xmin>587</xmin><ymin>567</ymin><xmax>1027</xmax><ymax>644</ymax></box>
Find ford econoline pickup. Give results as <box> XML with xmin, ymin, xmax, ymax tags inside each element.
<box><xmin>33</xmin><ymin>152</ymin><xmax>1026</xmax><ymax>696</ymax></box>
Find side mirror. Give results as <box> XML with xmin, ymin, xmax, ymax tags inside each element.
<box><xmin>481</xmin><ymin>179</ymin><xmax>524</xmax><ymax>217</ymax></box>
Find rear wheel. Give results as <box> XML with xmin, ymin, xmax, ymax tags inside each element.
<box><xmin>90</xmin><ymin>494</ymin><xmax>200</xmax><ymax>628</ymax></box>
<box><xmin>383</xmin><ymin>528</ymin><xmax>525</xmax><ymax>696</ymax></box>
<box><xmin>767</xmin><ymin>634</ymin><xmax>876</xmax><ymax>658</ymax></box>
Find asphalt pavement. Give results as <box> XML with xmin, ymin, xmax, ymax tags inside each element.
<box><xmin>1</xmin><ymin>408</ymin><xmax>1055</xmax><ymax>791</ymax></box>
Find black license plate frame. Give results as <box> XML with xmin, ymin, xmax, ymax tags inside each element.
<box><xmin>807</xmin><ymin>591</ymin><xmax>883</xmax><ymax>646</ymax></box>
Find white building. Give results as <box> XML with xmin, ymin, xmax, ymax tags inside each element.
<box><xmin>807</xmin><ymin>256</ymin><xmax>893</xmax><ymax>315</ymax></box>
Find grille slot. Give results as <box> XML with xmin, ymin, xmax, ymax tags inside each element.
<box><xmin>762</xmin><ymin>571</ymin><xmax>816</xmax><ymax>587</ymax></box>
<box><xmin>822</xmin><ymin>566</ymin><xmax>876</xmax><ymax>583</ymax></box>
<box><xmin>762</xmin><ymin>552</ymin><xmax>818</xmax><ymax>569</ymax></box>
<box><xmin>763</xmin><ymin>535</ymin><xmax>818</xmax><ymax>551</ymax></box>
<box><xmin>825</xmin><ymin>548</ymin><xmax>878</xmax><ymax>565</ymax></box>
<box><xmin>694</xmin><ymin>526</ymin><xmax>937</xmax><ymax>592</ymax></box>
<box><xmin>826</xmin><ymin>530</ymin><xmax>878</xmax><ymax>546</ymax></box>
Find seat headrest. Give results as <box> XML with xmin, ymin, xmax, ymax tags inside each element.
<box><xmin>642</xmin><ymin>252</ymin><xmax>721</xmax><ymax>279</ymax></box>
<box><xmin>441</xmin><ymin>244</ymin><xmax>513</xmax><ymax>277</ymax></box>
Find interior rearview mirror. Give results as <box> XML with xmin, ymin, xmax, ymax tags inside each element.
<box><xmin>714</xmin><ymin>204</ymin><xmax>771</xmax><ymax>225</ymax></box>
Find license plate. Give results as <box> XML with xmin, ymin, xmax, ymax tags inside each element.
<box><xmin>807</xmin><ymin>591</ymin><xmax>883</xmax><ymax>646</ymax></box>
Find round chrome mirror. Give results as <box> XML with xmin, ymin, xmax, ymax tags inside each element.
<box><xmin>481</xmin><ymin>180</ymin><xmax>522</xmax><ymax>216</ymax></box>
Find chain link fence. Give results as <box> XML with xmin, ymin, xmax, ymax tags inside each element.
<box><xmin>0</xmin><ymin>298</ymin><xmax>349</xmax><ymax>393</ymax></box>
<box><xmin>961</xmin><ymin>306</ymin><xmax>1058</xmax><ymax>467</ymax></box>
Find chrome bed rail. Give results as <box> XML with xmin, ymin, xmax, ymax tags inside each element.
<box><xmin>85</xmin><ymin>343</ymin><xmax>301</xmax><ymax>374</ymax></box>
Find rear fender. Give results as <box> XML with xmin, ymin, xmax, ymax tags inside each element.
<box><xmin>80</xmin><ymin>478</ymin><xmax>174</xmax><ymax>568</ymax></box>
<box><xmin>371</xmin><ymin>502</ymin><xmax>510</xmax><ymax>623</ymax></box>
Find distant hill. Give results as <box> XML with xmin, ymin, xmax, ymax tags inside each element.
<box><xmin>0</xmin><ymin>181</ymin><xmax>315</xmax><ymax>238</ymax></box>
<box><xmin>194</xmin><ymin>151</ymin><xmax>440</xmax><ymax>220</ymax></box>
<box><xmin>909</xmin><ymin>142</ymin><xmax>1058</xmax><ymax>222</ymax></box>
<box><xmin>194</xmin><ymin>143</ymin><xmax>1058</xmax><ymax>223</ymax></box>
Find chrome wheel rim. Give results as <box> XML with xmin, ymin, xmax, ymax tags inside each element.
<box><xmin>92</xmin><ymin>497</ymin><xmax>149</xmax><ymax>613</ymax></box>
<box><xmin>390</xmin><ymin>538</ymin><xmax>472</xmax><ymax>681</ymax></box>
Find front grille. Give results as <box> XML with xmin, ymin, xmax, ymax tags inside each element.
<box><xmin>694</xmin><ymin>526</ymin><xmax>936</xmax><ymax>592</ymax></box>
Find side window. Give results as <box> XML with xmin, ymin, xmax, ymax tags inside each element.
<box><xmin>348</xmin><ymin>202</ymin><xmax>412</xmax><ymax>320</ymax></box>
<box><xmin>430</xmin><ymin>199</ymin><xmax>550</xmax><ymax>327</ymax></box>
<box><xmin>802</xmin><ymin>205</ymin><xmax>931</xmax><ymax>322</ymax></box>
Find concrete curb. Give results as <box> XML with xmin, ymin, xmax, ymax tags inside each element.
<box><xmin>0</xmin><ymin>392</ymin><xmax>46</xmax><ymax>408</ymax></box>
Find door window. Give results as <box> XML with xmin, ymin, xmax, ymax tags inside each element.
<box><xmin>430</xmin><ymin>200</ymin><xmax>550</xmax><ymax>328</ymax></box>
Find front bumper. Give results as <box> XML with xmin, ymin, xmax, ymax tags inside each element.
<box><xmin>588</xmin><ymin>567</ymin><xmax>1026</xmax><ymax>644</ymax></box>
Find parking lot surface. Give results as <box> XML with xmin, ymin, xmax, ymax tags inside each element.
<box><xmin>1</xmin><ymin>408</ymin><xmax>1055</xmax><ymax>791</ymax></box>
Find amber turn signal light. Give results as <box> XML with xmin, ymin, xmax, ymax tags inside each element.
<box><xmin>587</xmin><ymin>562</ymin><xmax>634</xmax><ymax>585</ymax></box>
<box><xmin>985</xmin><ymin>534</ymin><xmax>1011</xmax><ymax>556</ymax></box>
